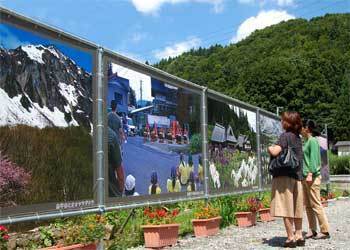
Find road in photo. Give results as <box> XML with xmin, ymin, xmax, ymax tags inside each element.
<box><xmin>122</xmin><ymin>136</ymin><xmax>201</xmax><ymax>195</ymax></box>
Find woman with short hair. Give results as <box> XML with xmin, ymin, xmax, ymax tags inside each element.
<box><xmin>268</xmin><ymin>111</ymin><xmax>304</xmax><ymax>248</ymax></box>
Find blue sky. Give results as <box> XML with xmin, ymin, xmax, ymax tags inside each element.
<box><xmin>1</xmin><ymin>0</ymin><xmax>349</xmax><ymax>64</ymax></box>
<box><xmin>0</xmin><ymin>23</ymin><xmax>93</xmax><ymax>71</ymax></box>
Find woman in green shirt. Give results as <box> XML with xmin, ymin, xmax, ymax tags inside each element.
<box><xmin>302</xmin><ymin>120</ymin><xmax>330</xmax><ymax>240</ymax></box>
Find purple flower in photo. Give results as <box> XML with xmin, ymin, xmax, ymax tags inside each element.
<box><xmin>0</xmin><ymin>151</ymin><xmax>31</xmax><ymax>205</ymax></box>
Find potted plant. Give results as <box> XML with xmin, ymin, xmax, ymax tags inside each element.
<box><xmin>0</xmin><ymin>225</ymin><xmax>9</xmax><ymax>250</ymax></box>
<box><xmin>321</xmin><ymin>192</ymin><xmax>335</xmax><ymax>207</ymax></box>
<box><xmin>258</xmin><ymin>195</ymin><xmax>274</xmax><ymax>222</ymax></box>
<box><xmin>141</xmin><ymin>207</ymin><xmax>180</xmax><ymax>249</ymax></box>
<box><xmin>41</xmin><ymin>215</ymin><xmax>105</xmax><ymax>250</ymax></box>
<box><xmin>234</xmin><ymin>197</ymin><xmax>261</xmax><ymax>227</ymax></box>
<box><xmin>192</xmin><ymin>203</ymin><xmax>221</xmax><ymax>237</ymax></box>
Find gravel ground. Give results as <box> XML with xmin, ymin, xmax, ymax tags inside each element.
<box><xmin>130</xmin><ymin>198</ymin><xmax>350</xmax><ymax>250</ymax></box>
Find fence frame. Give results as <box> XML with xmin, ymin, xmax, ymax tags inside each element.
<box><xmin>0</xmin><ymin>6</ymin><xmax>100</xmax><ymax>220</ymax></box>
<box><xmin>0</xmin><ymin>6</ymin><xmax>282</xmax><ymax>225</ymax></box>
<box><xmin>102</xmin><ymin>53</ymin><xmax>207</xmax><ymax>207</ymax></box>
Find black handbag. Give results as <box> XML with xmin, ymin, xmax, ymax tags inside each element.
<box><xmin>268</xmin><ymin>135</ymin><xmax>300</xmax><ymax>176</ymax></box>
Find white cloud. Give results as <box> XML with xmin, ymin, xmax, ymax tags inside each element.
<box><xmin>231</xmin><ymin>9</ymin><xmax>294</xmax><ymax>43</ymax></box>
<box><xmin>237</xmin><ymin>0</ymin><xmax>294</xmax><ymax>6</ymax></box>
<box><xmin>117</xmin><ymin>50</ymin><xmax>145</xmax><ymax>62</ymax></box>
<box><xmin>130</xmin><ymin>0</ymin><xmax>224</xmax><ymax>14</ymax></box>
<box><xmin>237</xmin><ymin>0</ymin><xmax>255</xmax><ymax>4</ymax></box>
<box><xmin>130</xmin><ymin>32</ymin><xmax>148</xmax><ymax>43</ymax></box>
<box><xmin>276</xmin><ymin>0</ymin><xmax>294</xmax><ymax>6</ymax></box>
<box><xmin>153</xmin><ymin>37</ymin><xmax>201</xmax><ymax>60</ymax></box>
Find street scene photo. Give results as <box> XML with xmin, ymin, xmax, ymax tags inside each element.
<box><xmin>107</xmin><ymin>62</ymin><xmax>202</xmax><ymax>197</ymax></box>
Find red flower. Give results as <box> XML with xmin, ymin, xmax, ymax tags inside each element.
<box><xmin>3</xmin><ymin>234</ymin><xmax>9</xmax><ymax>241</ymax></box>
<box><xmin>172</xmin><ymin>209</ymin><xmax>179</xmax><ymax>217</ymax></box>
<box><xmin>0</xmin><ymin>225</ymin><xmax>6</xmax><ymax>231</ymax></box>
<box><xmin>144</xmin><ymin>208</ymin><xmax>150</xmax><ymax>215</ymax></box>
<box><xmin>157</xmin><ymin>209</ymin><xmax>167</xmax><ymax>217</ymax></box>
<box><xmin>148</xmin><ymin>212</ymin><xmax>156</xmax><ymax>219</ymax></box>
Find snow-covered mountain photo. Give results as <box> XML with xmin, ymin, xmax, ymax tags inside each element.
<box><xmin>0</xmin><ymin>44</ymin><xmax>92</xmax><ymax>130</ymax></box>
<box><xmin>0</xmin><ymin>22</ymin><xmax>94</xmax><ymax>210</ymax></box>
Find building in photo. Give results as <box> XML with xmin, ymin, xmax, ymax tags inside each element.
<box><xmin>335</xmin><ymin>141</ymin><xmax>350</xmax><ymax>156</ymax></box>
<box><xmin>107</xmin><ymin>64</ymin><xmax>130</xmax><ymax>114</ymax></box>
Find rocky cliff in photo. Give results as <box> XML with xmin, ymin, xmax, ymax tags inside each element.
<box><xmin>0</xmin><ymin>44</ymin><xmax>93</xmax><ymax>130</ymax></box>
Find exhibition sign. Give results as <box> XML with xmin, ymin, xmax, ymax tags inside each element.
<box><xmin>207</xmin><ymin>94</ymin><xmax>259</xmax><ymax>195</ymax></box>
<box><xmin>104</xmin><ymin>60</ymin><xmax>204</xmax><ymax>205</ymax></box>
<box><xmin>0</xmin><ymin>7</ymin><xmax>294</xmax><ymax>224</ymax></box>
<box><xmin>0</xmin><ymin>14</ymin><xmax>97</xmax><ymax>218</ymax></box>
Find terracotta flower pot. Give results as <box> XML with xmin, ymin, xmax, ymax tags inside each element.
<box><xmin>235</xmin><ymin>212</ymin><xmax>256</xmax><ymax>227</ymax></box>
<box><xmin>192</xmin><ymin>216</ymin><xmax>221</xmax><ymax>237</ymax></box>
<box><xmin>40</xmin><ymin>243</ymin><xmax>96</xmax><ymax>250</ymax></box>
<box><xmin>259</xmin><ymin>208</ymin><xmax>274</xmax><ymax>222</ymax></box>
<box><xmin>141</xmin><ymin>224</ymin><xmax>179</xmax><ymax>249</ymax></box>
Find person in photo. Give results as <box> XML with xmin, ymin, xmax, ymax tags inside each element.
<box><xmin>179</xmin><ymin>153</ymin><xmax>189</xmax><ymax>185</ymax></box>
<box><xmin>108</xmin><ymin>127</ymin><xmax>124</xmax><ymax>197</ymax></box>
<box><xmin>187</xmin><ymin>171</ymin><xmax>196</xmax><ymax>192</ymax></box>
<box><xmin>167</xmin><ymin>166</ymin><xmax>181</xmax><ymax>193</ymax></box>
<box><xmin>108</xmin><ymin>100</ymin><xmax>125</xmax><ymax>197</ymax></box>
<box><xmin>198</xmin><ymin>155</ymin><xmax>204</xmax><ymax>184</ymax></box>
<box><xmin>125</xmin><ymin>174</ymin><xmax>139</xmax><ymax>196</ymax></box>
<box><xmin>149</xmin><ymin>171</ymin><xmax>161</xmax><ymax>195</ymax></box>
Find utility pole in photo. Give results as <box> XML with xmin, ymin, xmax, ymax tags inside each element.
<box><xmin>140</xmin><ymin>80</ymin><xmax>143</xmax><ymax>107</ymax></box>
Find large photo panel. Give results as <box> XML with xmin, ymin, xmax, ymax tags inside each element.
<box><xmin>259</xmin><ymin>114</ymin><xmax>283</xmax><ymax>187</ymax></box>
<box><xmin>0</xmin><ymin>21</ymin><xmax>95</xmax><ymax>217</ymax></box>
<box><xmin>207</xmin><ymin>95</ymin><xmax>258</xmax><ymax>195</ymax></box>
<box><xmin>105</xmin><ymin>61</ymin><xmax>203</xmax><ymax>204</ymax></box>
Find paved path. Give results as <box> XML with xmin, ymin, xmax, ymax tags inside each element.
<box><xmin>131</xmin><ymin>198</ymin><xmax>350</xmax><ymax>249</ymax></box>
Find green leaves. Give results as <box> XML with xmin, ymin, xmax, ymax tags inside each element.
<box><xmin>154</xmin><ymin>13</ymin><xmax>350</xmax><ymax>141</ymax></box>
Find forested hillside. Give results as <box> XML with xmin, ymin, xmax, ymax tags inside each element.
<box><xmin>154</xmin><ymin>14</ymin><xmax>350</xmax><ymax>141</ymax></box>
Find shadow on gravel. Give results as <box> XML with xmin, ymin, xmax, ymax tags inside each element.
<box><xmin>262</xmin><ymin>236</ymin><xmax>287</xmax><ymax>248</ymax></box>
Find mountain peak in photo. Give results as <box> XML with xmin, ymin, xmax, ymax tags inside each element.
<box><xmin>0</xmin><ymin>44</ymin><xmax>93</xmax><ymax>130</ymax></box>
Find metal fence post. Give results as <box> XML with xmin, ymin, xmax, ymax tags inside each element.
<box><xmin>256</xmin><ymin>108</ymin><xmax>262</xmax><ymax>191</ymax></box>
<box><xmin>201</xmin><ymin>88</ymin><xmax>210</xmax><ymax>204</ymax></box>
<box><xmin>96</xmin><ymin>46</ymin><xmax>105</xmax><ymax>250</ymax></box>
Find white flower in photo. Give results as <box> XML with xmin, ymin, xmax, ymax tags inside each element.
<box><xmin>230</xmin><ymin>156</ymin><xmax>258</xmax><ymax>187</ymax></box>
<box><xmin>210</xmin><ymin>162</ymin><xmax>221</xmax><ymax>189</ymax></box>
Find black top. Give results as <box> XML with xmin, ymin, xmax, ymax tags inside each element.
<box><xmin>275</xmin><ymin>132</ymin><xmax>304</xmax><ymax>180</ymax></box>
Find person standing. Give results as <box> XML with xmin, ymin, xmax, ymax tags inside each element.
<box><xmin>187</xmin><ymin>171</ymin><xmax>196</xmax><ymax>192</ymax></box>
<box><xmin>178</xmin><ymin>153</ymin><xmax>189</xmax><ymax>185</ymax></box>
<box><xmin>167</xmin><ymin>166</ymin><xmax>181</xmax><ymax>193</ymax></box>
<box><xmin>108</xmin><ymin>100</ymin><xmax>125</xmax><ymax>197</ymax></box>
<box><xmin>108</xmin><ymin>100</ymin><xmax>125</xmax><ymax>146</ymax></box>
<box><xmin>149</xmin><ymin>171</ymin><xmax>161</xmax><ymax>195</ymax></box>
<box><xmin>268</xmin><ymin>111</ymin><xmax>304</xmax><ymax>248</ymax></box>
<box><xmin>125</xmin><ymin>174</ymin><xmax>139</xmax><ymax>196</ymax></box>
<box><xmin>302</xmin><ymin>120</ymin><xmax>330</xmax><ymax>240</ymax></box>
<box><xmin>108</xmin><ymin>127</ymin><xmax>124</xmax><ymax>197</ymax></box>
